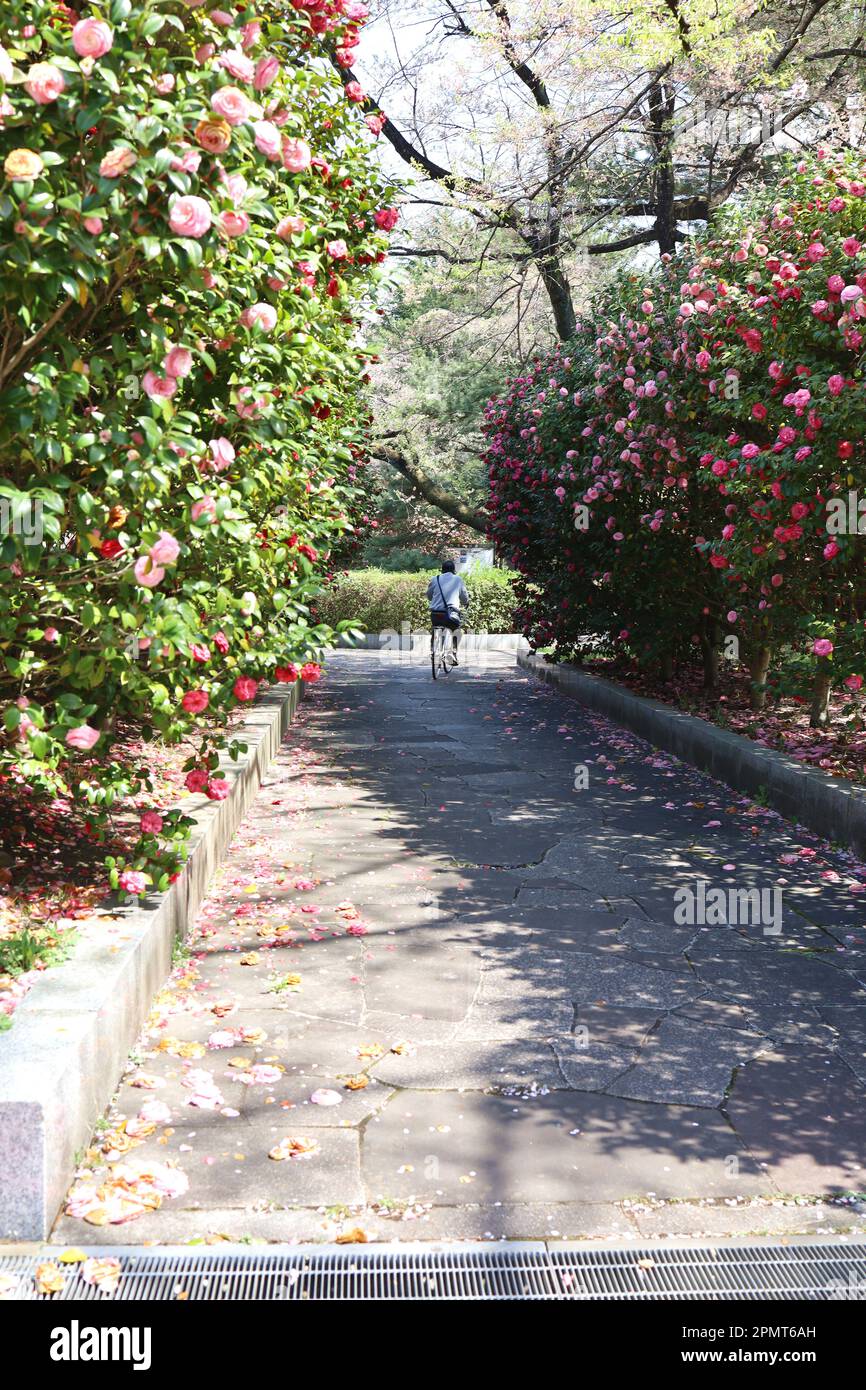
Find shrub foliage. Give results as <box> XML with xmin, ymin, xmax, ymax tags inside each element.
<box><xmin>485</xmin><ymin>152</ymin><xmax>866</xmax><ymax>727</ymax></box>
<box><xmin>0</xmin><ymin>0</ymin><xmax>395</xmax><ymax>895</ymax></box>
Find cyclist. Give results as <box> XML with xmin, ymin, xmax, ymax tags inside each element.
<box><xmin>427</xmin><ymin>559</ymin><xmax>470</xmax><ymax>664</ymax></box>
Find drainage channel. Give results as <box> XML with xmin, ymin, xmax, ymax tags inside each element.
<box><xmin>2</xmin><ymin>1242</ymin><xmax>864</xmax><ymax>1300</ymax></box>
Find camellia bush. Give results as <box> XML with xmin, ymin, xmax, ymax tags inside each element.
<box><xmin>0</xmin><ymin>0</ymin><xmax>397</xmax><ymax>897</ymax></box>
<box><xmin>484</xmin><ymin>149</ymin><xmax>866</xmax><ymax>728</ymax></box>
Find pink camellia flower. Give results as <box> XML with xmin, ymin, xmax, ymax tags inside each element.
<box><xmin>827</xmin><ymin>374</ymin><xmax>845</xmax><ymax>396</ymax></box>
<box><xmin>155</xmin><ymin>73</ymin><xmax>175</xmax><ymax>94</ymax></box>
<box><xmin>205</xmin><ymin>778</ymin><xmax>230</xmax><ymax>801</ymax></box>
<box><xmin>118</xmin><ymin>870</ymin><xmax>148</xmax><ymax>896</ymax></box>
<box><xmin>219</xmin><ymin>209</ymin><xmax>249</xmax><ymax>237</ymax></box>
<box><xmin>300</xmin><ymin>662</ymin><xmax>322</xmax><ymax>683</ymax></box>
<box><xmin>253</xmin><ymin>53</ymin><xmax>280</xmax><ymax>90</ymax></box>
<box><xmin>276</xmin><ymin>214</ymin><xmax>305</xmax><ymax>239</ymax></box>
<box><xmin>142</xmin><ymin>369</ymin><xmax>177</xmax><ymax>400</ymax></box>
<box><xmin>207</xmin><ymin>437</ymin><xmax>235</xmax><ymax>471</ymax></box>
<box><xmin>182</xmin><ymin>689</ymin><xmax>209</xmax><ymax>714</ymax></box>
<box><xmin>168</xmin><ymin>195</ymin><xmax>212</xmax><ymax>239</ymax></box>
<box><xmin>44</xmin><ymin>626</ymin><xmax>59</xmax><ymax>642</ymax></box>
<box><xmin>184</xmin><ymin>768</ymin><xmax>209</xmax><ymax>793</ymax></box>
<box><xmin>140</xmin><ymin>811</ymin><xmax>164</xmax><ymax>834</ymax></box>
<box><xmin>213</xmin><ymin>631</ymin><xmax>230</xmax><ymax>654</ymax></box>
<box><xmin>813</xmin><ymin>638</ymin><xmax>834</xmax><ymax>657</ymax></box>
<box><xmin>209</xmin><ymin>8</ymin><xmax>234</xmax><ymax>24</ymax></box>
<box><xmin>83</xmin><ymin>215</ymin><xmax>103</xmax><ymax>234</ymax></box>
<box><xmin>824</xmin><ymin>540</ymin><xmax>840</xmax><ymax>560</ymax></box>
<box><xmin>171</xmin><ymin>148</ymin><xmax>202</xmax><ymax>175</ymax></box>
<box><xmin>845</xmin><ymin>674</ymin><xmax>864</xmax><ymax>692</ymax></box>
<box><xmin>235</xmin><ymin>386</ymin><xmax>266</xmax><ymax>418</ymax></box>
<box><xmin>344</xmin><ymin>80</ymin><xmax>366</xmax><ymax>102</ymax></box>
<box><xmin>326</xmin><ymin>238</ymin><xmax>349</xmax><ymax>259</ymax></box>
<box><xmin>366</xmin><ymin>112</ymin><xmax>386</xmax><ymax>135</ymax></box>
<box><xmin>72</xmin><ymin>18</ymin><xmax>113</xmax><ymax>59</ymax></box>
<box><xmin>843</xmin><ymin>236</ymin><xmax>862</xmax><ymax>256</ymax></box>
<box><xmin>211</xmin><ymin>86</ymin><xmax>250</xmax><ymax>126</ymax></box>
<box><xmin>695</xmin><ymin>349</ymin><xmax>711</xmax><ymax>372</ymax></box>
<box><xmin>195</xmin><ymin>42</ymin><xmax>215</xmax><ymax>62</ymax></box>
<box><xmin>190</xmin><ymin>643</ymin><xmax>210</xmax><ymax>663</ymax></box>
<box><xmin>163</xmin><ymin>346</ymin><xmax>193</xmax><ymax>378</ymax></box>
<box><xmin>218</xmin><ymin>48</ymin><xmax>255</xmax><ymax>82</ymax></box>
<box><xmin>149</xmin><ymin>531</ymin><xmax>180</xmax><ymax>567</ymax></box>
<box><xmin>241</xmin><ymin>19</ymin><xmax>262</xmax><ymax>48</ymax></box>
<box><xmin>281</xmin><ymin>137</ymin><xmax>312</xmax><ymax>173</ymax></box>
<box><xmin>233</xmin><ymin>676</ymin><xmax>258</xmax><ymax>702</ymax></box>
<box><xmin>134</xmin><ymin>555</ymin><xmax>165</xmax><ymax>589</ymax></box>
<box><xmin>240</xmin><ymin>302</ymin><xmax>277</xmax><ymax>331</ymax></box>
<box><xmin>99</xmin><ymin>147</ymin><xmax>137</xmax><ymax>179</ymax></box>
<box><xmin>191</xmin><ymin>496</ymin><xmax>217</xmax><ymax>523</ymax></box>
<box><xmin>25</xmin><ymin>62</ymin><xmax>65</xmax><ymax>104</ymax></box>
<box><xmin>221</xmin><ymin>171</ymin><xmax>247</xmax><ymax>206</ymax></box>
<box><xmin>253</xmin><ymin>120</ymin><xmax>281</xmax><ymax>159</ymax></box>
<box><xmin>373</xmin><ymin>207</ymin><xmax>399</xmax><ymax>231</ymax></box>
<box><xmin>66</xmin><ymin>724</ymin><xmax>100</xmax><ymax>751</ymax></box>
<box><xmin>827</xmin><ymin>273</ymin><xmax>845</xmax><ymax>294</ymax></box>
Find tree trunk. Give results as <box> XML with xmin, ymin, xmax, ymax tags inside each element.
<box><xmin>700</xmin><ymin>637</ymin><xmax>719</xmax><ymax>691</ymax></box>
<box><xmin>648</xmin><ymin>79</ymin><xmax>678</xmax><ymax>256</ymax></box>
<box><xmin>532</xmin><ymin>238</ymin><xmax>577</xmax><ymax>340</ymax></box>
<box><xmin>699</xmin><ymin>618</ymin><xmax>720</xmax><ymax>691</ymax></box>
<box><xmin>373</xmin><ymin>442</ymin><xmax>488</xmax><ymax>534</ymax></box>
<box><xmin>810</xmin><ymin>661</ymin><xmax>833</xmax><ymax>728</ymax></box>
<box><xmin>748</xmin><ymin>645</ymin><xmax>772</xmax><ymax>710</ymax></box>
<box><xmin>660</xmin><ymin>651</ymin><xmax>674</xmax><ymax>682</ymax></box>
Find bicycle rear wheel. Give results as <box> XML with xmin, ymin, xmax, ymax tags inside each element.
<box><xmin>431</xmin><ymin>625</ymin><xmax>443</xmax><ymax>680</ymax></box>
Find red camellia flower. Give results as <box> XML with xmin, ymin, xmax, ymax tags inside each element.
<box><xmin>373</xmin><ymin>207</ymin><xmax>399</xmax><ymax>231</ymax></box>
<box><xmin>99</xmin><ymin>538</ymin><xmax>124</xmax><ymax>559</ymax></box>
<box><xmin>275</xmin><ymin>663</ymin><xmax>300</xmax><ymax>682</ymax></box>
<box><xmin>205</xmin><ymin>778</ymin><xmax>230</xmax><ymax>800</ymax></box>
<box><xmin>181</xmin><ymin>689</ymin><xmax>209</xmax><ymax>713</ymax></box>
<box><xmin>300</xmin><ymin>662</ymin><xmax>322</xmax><ymax>682</ymax></box>
<box><xmin>233</xmin><ymin>676</ymin><xmax>258</xmax><ymax>701</ymax></box>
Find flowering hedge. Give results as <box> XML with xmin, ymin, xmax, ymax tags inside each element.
<box><xmin>315</xmin><ymin>566</ymin><xmax>522</xmax><ymax>634</ymax></box>
<box><xmin>484</xmin><ymin>150</ymin><xmax>866</xmax><ymax>728</ymax></box>
<box><xmin>0</xmin><ymin>0</ymin><xmax>396</xmax><ymax>897</ymax></box>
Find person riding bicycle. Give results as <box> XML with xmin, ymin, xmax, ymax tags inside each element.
<box><xmin>427</xmin><ymin>559</ymin><xmax>470</xmax><ymax>664</ymax></box>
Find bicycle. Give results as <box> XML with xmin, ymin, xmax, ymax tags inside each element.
<box><xmin>431</xmin><ymin>622</ymin><xmax>457</xmax><ymax>680</ymax></box>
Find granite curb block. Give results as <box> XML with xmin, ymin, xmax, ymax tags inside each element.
<box><xmin>0</xmin><ymin>682</ymin><xmax>303</xmax><ymax>1241</ymax></box>
<box><xmin>519</xmin><ymin>651</ymin><xmax>866</xmax><ymax>858</ymax></box>
<box><xmin>334</xmin><ymin>632</ymin><xmax>530</xmax><ymax>654</ymax></box>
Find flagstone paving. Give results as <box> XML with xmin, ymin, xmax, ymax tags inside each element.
<box><xmin>54</xmin><ymin>651</ymin><xmax>866</xmax><ymax>1245</ymax></box>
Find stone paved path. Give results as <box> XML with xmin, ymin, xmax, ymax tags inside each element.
<box><xmin>55</xmin><ymin>651</ymin><xmax>866</xmax><ymax>1245</ymax></box>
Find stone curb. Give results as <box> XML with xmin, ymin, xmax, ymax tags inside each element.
<box><xmin>0</xmin><ymin>682</ymin><xmax>303</xmax><ymax>1241</ymax></box>
<box><xmin>519</xmin><ymin>651</ymin><xmax>866</xmax><ymax>859</ymax></box>
<box><xmin>334</xmin><ymin>632</ymin><xmax>530</xmax><ymax>654</ymax></box>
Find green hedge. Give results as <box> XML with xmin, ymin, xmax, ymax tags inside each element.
<box><xmin>316</xmin><ymin>568</ymin><xmax>521</xmax><ymax>633</ymax></box>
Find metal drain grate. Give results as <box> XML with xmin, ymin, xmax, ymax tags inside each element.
<box><xmin>2</xmin><ymin>1242</ymin><xmax>864</xmax><ymax>1300</ymax></box>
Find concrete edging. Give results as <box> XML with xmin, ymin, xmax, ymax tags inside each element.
<box><xmin>519</xmin><ymin>651</ymin><xmax>866</xmax><ymax>859</ymax></box>
<box><xmin>334</xmin><ymin>632</ymin><xmax>530</xmax><ymax>654</ymax></box>
<box><xmin>0</xmin><ymin>682</ymin><xmax>303</xmax><ymax>1241</ymax></box>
